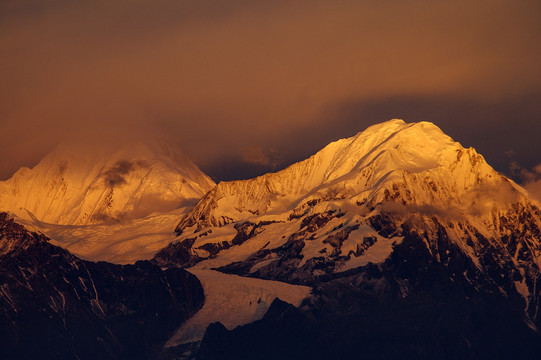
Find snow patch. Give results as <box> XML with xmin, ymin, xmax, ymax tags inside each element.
<box><xmin>190</xmin><ymin>220</ymin><xmax>300</xmax><ymax>270</ymax></box>
<box><xmin>514</xmin><ymin>278</ymin><xmax>530</xmax><ymax>305</ymax></box>
<box><xmin>339</xmin><ymin>234</ymin><xmax>404</xmax><ymax>272</ymax></box>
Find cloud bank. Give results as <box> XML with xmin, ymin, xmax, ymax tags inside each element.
<box><xmin>1</xmin><ymin>0</ymin><xmax>540</xmax><ymax>181</ymax></box>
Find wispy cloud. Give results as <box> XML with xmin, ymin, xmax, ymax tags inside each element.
<box><xmin>102</xmin><ymin>160</ymin><xmax>137</xmax><ymax>188</ymax></box>
<box><xmin>240</xmin><ymin>146</ymin><xmax>281</xmax><ymax>168</ymax></box>
<box><xmin>512</xmin><ymin>162</ymin><xmax>541</xmax><ymax>203</ymax></box>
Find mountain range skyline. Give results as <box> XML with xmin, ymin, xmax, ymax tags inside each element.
<box><xmin>2</xmin><ymin>118</ymin><xmax>540</xmax><ymax>209</ymax></box>
<box><xmin>2</xmin><ymin>1</ymin><xmax>541</xmax><ymax>357</ymax></box>
<box><xmin>2</xmin><ymin>119</ymin><xmax>541</xmax><ymax>359</ymax></box>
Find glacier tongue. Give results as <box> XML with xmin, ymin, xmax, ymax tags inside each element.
<box><xmin>164</xmin><ymin>269</ymin><xmax>310</xmax><ymax>347</ymax></box>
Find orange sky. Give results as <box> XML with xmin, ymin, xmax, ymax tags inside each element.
<box><xmin>1</xmin><ymin>0</ymin><xmax>540</xmax><ymax>181</ymax></box>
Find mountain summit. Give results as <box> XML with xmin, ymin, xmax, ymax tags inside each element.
<box><xmin>0</xmin><ymin>140</ymin><xmax>215</xmax><ymax>225</ymax></box>
<box><xmin>174</xmin><ymin>119</ymin><xmax>513</xmax><ymax>232</ymax></box>
<box><xmin>157</xmin><ymin>119</ymin><xmax>540</xmax><ymax>318</ymax></box>
<box><xmin>154</xmin><ymin>119</ymin><xmax>541</xmax><ymax>358</ymax></box>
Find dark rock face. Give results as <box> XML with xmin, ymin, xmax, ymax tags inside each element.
<box><xmin>153</xmin><ymin>237</ymin><xmax>200</xmax><ymax>268</ymax></box>
<box><xmin>196</xmin><ymin>213</ymin><xmax>541</xmax><ymax>359</ymax></box>
<box><xmin>163</xmin><ymin>186</ymin><xmax>541</xmax><ymax>359</ymax></box>
<box><xmin>0</xmin><ymin>213</ymin><xmax>204</xmax><ymax>360</ymax></box>
<box><xmin>197</xmin><ymin>298</ymin><xmax>316</xmax><ymax>360</ymax></box>
<box><xmin>212</xmin><ymin>212</ymin><xmax>362</xmax><ymax>285</ymax></box>
<box><xmin>299</xmin><ymin>210</ymin><xmax>342</xmax><ymax>232</ymax></box>
<box><xmin>154</xmin><ymin>221</ymin><xmax>273</xmax><ymax>268</ymax></box>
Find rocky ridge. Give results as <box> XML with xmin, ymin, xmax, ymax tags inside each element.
<box><xmin>0</xmin><ymin>212</ymin><xmax>204</xmax><ymax>359</ymax></box>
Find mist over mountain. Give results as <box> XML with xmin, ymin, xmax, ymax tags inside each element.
<box><xmin>0</xmin><ymin>140</ymin><xmax>215</xmax><ymax>225</ymax></box>
<box><xmin>1</xmin><ymin>119</ymin><xmax>541</xmax><ymax>359</ymax></box>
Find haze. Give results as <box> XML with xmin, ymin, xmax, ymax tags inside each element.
<box><xmin>1</xmin><ymin>0</ymin><xmax>540</xmax><ymax>189</ymax></box>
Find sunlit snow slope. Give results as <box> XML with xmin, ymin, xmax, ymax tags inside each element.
<box><xmin>175</xmin><ymin>119</ymin><xmax>511</xmax><ymax>231</ymax></box>
<box><xmin>0</xmin><ymin>141</ymin><xmax>215</xmax><ymax>225</ymax></box>
<box><xmin>157</xmin><ymin>119</ymin><xmax>541</xmax><ymax>322</ymax></box>
<box><xmin>27</xmin><ymin>208</ymin><xmax>187</xmax><ymax>264</ymax></box>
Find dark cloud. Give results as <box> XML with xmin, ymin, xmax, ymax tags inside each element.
<box><xmin>511</xmin><ymin>162</ymin><xmax>541</xmax><ymax>204</ymax></box>
<box><xmin>201</xmin><ymin>91</ymin><xmax>541</xmax><ymax>181</ymax></box>
<box><xmin>240</xmin><ymin>146</ymin><xmax>282</xmax><ymax>168</ymax></box>
<box><xmin>103</xmin><ymin>160</ymin><xmax>136</xmax><ymax>187</ymax></box>
<box><xmin>314</xmin><ymin>91</ymin><xmax>541</xmax><ymax>180</ymax></box>
<box><xmin>1</xmin><ymin>0</ymin><xmax>540</xmax><ymax>183</ymax></box>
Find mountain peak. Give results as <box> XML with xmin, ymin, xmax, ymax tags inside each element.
<box><xmin>0</xmin><ymin>140</ymin><xmax>215</xmax><ymax>225</ymax></box>
<box><xmin>314</xmin><ymin>119</ymin><xmax>457</xmax><ymax>178</ymax></box>
<box><xmin>350</xmin><ymin>119</ymin><xmax>445</xmax><ymax>143</ymax></box>
<box><xmin>159</xmin><ymin>120</ymin><xmax>541</xmax><ymax>312</ymax></box>
<box><xmin>175</xmin><ymin>120</ymin><xmax>497</xmax><ymax>232</ymax></box>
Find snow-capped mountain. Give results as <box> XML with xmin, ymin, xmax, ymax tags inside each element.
<box><xmin>3</xmin><ymin>119</ymin><xmax>541</xmax><ymax>359</ymax></box>
<box><xmin>150</xmin><ymin>119</ymin><xmax>541</xmax><ymax>359</ymax></box>
<box><xmin>0</xmin><ymin>140</ymin><xmax>215</xmax><ymax>225</ymax></box>
<box><xmin>174</xmin><ymin>119</ymin><xmax>516</xmax><ymax>232</ymax></box>
<box><xmin>156</xmin><ymin>119</ymin><xmax>541</xmax><ymax>324</ymax></box>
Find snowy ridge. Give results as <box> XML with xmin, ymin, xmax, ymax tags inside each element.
<box><xmin>159</xmin><ymin>119</ymin><xmax>541</xmax><ymax>321</ymax></box>
<box><xmin>176</xmin><ymin>119</ymin><xmax>508</xmax><ymax>233</ymax></box>
<box><xmin>0</xmin><ymin>140</ymin><xmax>215</xmax><ymax>225</ymax></box>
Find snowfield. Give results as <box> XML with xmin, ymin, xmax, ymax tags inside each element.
<box><xmin>41</xmin><ymin>208</ymin><xmax>187</xmax><ymax>264</ymax></box>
